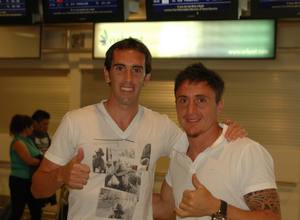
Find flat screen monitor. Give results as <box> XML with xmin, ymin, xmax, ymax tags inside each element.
<box><xmin>251</xmin><ymin>0</ymin><xmax>300</xmax><ymax>18</ymax></box>
<box><xmin>0</xmin><ymin>0</ymin><xmax>33</xmax><ymax>24</ymax></box>
<box><xmin>93</xmin><ymin>20</ymin><xmax>276</xmax><ymax>59</ymax></box>
<box><xmin>42</xmin><ymin>0</ymin><xmax>124</xmax><ymax>23</ymax></box>
<box><xmin>146</xmin><ymin>0</ymin><xmax>239</xmax><ymax>21</ymax></box>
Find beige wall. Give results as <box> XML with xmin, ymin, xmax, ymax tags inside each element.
<box><xmin>0</xmin><ymin>20</ymin><xmax>299</xmax><ymax>219</ymax></box>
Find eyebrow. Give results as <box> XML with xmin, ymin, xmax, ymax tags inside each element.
<box><xmin>131</xmin><ymin>65</ymin><xmax>144</xmax><ymax>68</ymax></box>
<box><xmin>175</xmin><ymin>94</ymin><xmax>210</xmax><ymax>101</ymax></box>
<box><xmin>112</xmin><ymin>63</ymin><xmax>144</xmax><ymax>69</ymax></box>
<box><xmin>195</xmin><ymin>94</ymin><xmax>209</xmax><ymax>99</ymax></box>
<box><xmin>112</xmin><ymin>63</ymin><xmax>125</xmax><ymax>67</ymax></box>
<box><xmin>176</xmin><ymin>95</ymin><xmax>187</xmax><ymax>99</ymax></box>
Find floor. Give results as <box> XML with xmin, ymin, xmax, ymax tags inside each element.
<box><xmin>0</xmin><ymin>195</ymin><xmax>58</xmax><ymax>220</ymax></box>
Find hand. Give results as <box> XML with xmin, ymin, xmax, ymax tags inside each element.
<box><xmin>175</xmin><ymin>174</ymin><xmax>220</xmax><ymax>218</ymax></box>
<box><xmin>224</xmin><ymin>119</ymin><xmax>248</xmax><ymax>141</ymax></box>
<box><xmin>59</xmin><ymin>148</ymin><xmax>90</xmax><ymax>189</ymax></box>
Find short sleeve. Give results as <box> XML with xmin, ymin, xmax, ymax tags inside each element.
<box><xmin>160</xmin><ymin>115</ymin><xmax>184</xmax><ymax>157</ymax></box>
<box><xmin>45</xmin><ymin>112</ymin><xmax>77</xmax><ymax>165</ymax></box>
<box><xmin>238</xmin><ymin>142</ymin><xmax>277</xmax><ymax>196</ymax></box>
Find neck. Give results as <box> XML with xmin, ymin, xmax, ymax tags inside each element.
<box><xmin>18</xmin><ymin>131</ymin><xmax>28</xmax><ymax>137</ymax></box>
<box><xmin>104</xmin><ymin>99</ymin><xmax>139</xmax><ymax>131</ymax></box>
<box><xmin>186</xmin><ymin>124</ymin><xmax>222</xmax><ymax>161</ymax></box>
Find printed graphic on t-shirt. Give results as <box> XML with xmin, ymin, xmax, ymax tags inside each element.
<box><xmin>105</xmin><ymin>144</ymin><xmax>141</xmax><ymax>195</ymax></box>
<box><xmin>140</xmin><ymin>144</ymin><xmax>151</xmax><ymax>171</ymax></box>
<box><xmin>92</xmin><ymin>139</ymin><xmax>151</xmax><ymax>219</ymax></box>
<box><xmin>34</xmin><ymin>136</ymin><xmax>50</xmax><ymax>153</ymax></box>
<box><xmin>34</xmin><ymin>137</ymin><xmax>50</xmax><ymax>147</ymax></box>
<box><xmin>92</xmin><ymin>147</ymin><xmax>106</xmax><ymax>173</ymax></box>
<box><xmin>96</xmin><ymin>188</ymin><xmax>137</xmax><ymax>219</ymax></box>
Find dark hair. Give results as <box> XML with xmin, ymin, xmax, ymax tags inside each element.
<box><xmin>9</xmin><ymin>114</ymin><xmax>34</xmax><ymax>135</ymax></box>
<box><xmin>32</xmin><ymin>110</ymin><xmax>50</xmax><ymax>122</ymax></box>
<box><xmin>104</xmin><ymin>37</ymin><xmax>152</xmax><ymax>74</ymax></box>
<box><xmin>174</xmin><ymin>63</ymin><xmax>225</xmax><ymax>103</ymax></box>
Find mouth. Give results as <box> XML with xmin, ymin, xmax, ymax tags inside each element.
<box><xmin>185</xmin><ymin>117</ymin><xmax>200</xmax><ymax>123</ymax></box>
<box><xmin>121</xmin><ymin>86</ymin><xmax>134</xmax><ymax>92</ymax></box>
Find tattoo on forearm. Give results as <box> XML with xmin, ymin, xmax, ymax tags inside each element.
<box><xmin>244</xmin><ymin>189</ymin><xmax>281</xmax><ymax>214</ymax></box>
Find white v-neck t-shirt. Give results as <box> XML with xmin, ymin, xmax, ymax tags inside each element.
<box><xmin>45</xmin><ymin>100</ymin><xmax>185</xmax><ymax>220</ymax></box>
<box><xmin>166</xmin><ymin>125</ymin><xmax>277</xmax><ymax>220</ymax></box>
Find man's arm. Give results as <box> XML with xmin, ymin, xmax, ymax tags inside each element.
<box><xmin>175</xmin><ymin>174</ymin><xmax>281</xmax><ymax>220</ymax></box>
<box><xmin>217</xmin><ymin>189</ymin><xmax>281</xmax><ymax>220</ymax></box>
<box><xmin>153</xmin><ymin>180</ymin><xmax>176</xmax><ymax>220</ymax></box>
<box><xmin>31</xmin><ymin>148</ymin><xmax>90</xmax><ymax>198</ymax></box>
<box><xmin>234</xmin><ymin>188</ymin><xmax>281</xmax><ymax>220</ymax></box>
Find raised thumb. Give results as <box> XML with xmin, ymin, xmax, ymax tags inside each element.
<box><xmin>74</xmin><ymin>147</ymin><xmax>84</xmax><ymax>163</ymax></box>
<box><xmin>192</xmin><ymin>174</ymin><xmax>202</xmax><ymax>189</ymax></box>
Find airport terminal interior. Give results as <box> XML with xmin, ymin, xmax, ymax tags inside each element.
<box><xmin>0</xmin><ymin>0</ymin><xmax>300</xmax><ymax>219</ymax></box>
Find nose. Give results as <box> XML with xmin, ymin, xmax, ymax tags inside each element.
<box><xmin>187</xmin><ymin>100</ymin><xmax>197</xmax><ymax>114</ymax></box>
<box><xmin>124</xmin><ymin>68</ymin><xmax>133</xmax><ymax>82</ymax></box>
<box><xmin>123</xmin><ymin>68</ymin><xmax>132</xmax><ymax>82</ymax></box>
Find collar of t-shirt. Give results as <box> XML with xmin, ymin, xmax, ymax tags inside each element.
<box><xmin>97</xmin><ymin>100</ymin><xmax>144</xmax><ymax>140</ymax></box>
<box><xmin>174</xmin><ymin>123</ymin><xmax>228</xmax><ymax>155</ymax></box>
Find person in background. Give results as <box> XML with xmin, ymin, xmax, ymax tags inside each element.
<box><xmin>8</xmin><ymin>114</ymin><xmax>43</xmax><ymax>220</ymax></box>
<box><xmin>31</xmin><ymin>110</ymin><xmax>51</xmax><ymax>154</ymax></box>
<box><xmin>153</xmin><ymin>63</ymin><xmax>281</xmax><ymax>220</ymax></box>
<box><xmin>31</xmin><ymin>38</ymin><xmax>246</xmax><ymax>220</ymax></box>
<box><xmin>30</xmin><ymin>109</ymin><xmax>58</xmax><ymax>208</ymax></box>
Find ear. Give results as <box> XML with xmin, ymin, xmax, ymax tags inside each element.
<box><xmin>143</xmin><ymin>73</ymin><xmax>151</xmax><ymax>86</ymax></box>
<box><xmin>217</xmin><ymin>99</ymin><xmax>224</xmax><ymax>114</ymax></box>
<box><xmin>104</xmin><ymin>68</ymin><xmax>111</xmax><ymax>84</ymax></box>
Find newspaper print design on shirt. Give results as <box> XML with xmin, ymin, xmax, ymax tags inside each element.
<box><xmin>92</xmin><ymin>139</ymin><xmax>151</xmax><ymax>220</ymax></box>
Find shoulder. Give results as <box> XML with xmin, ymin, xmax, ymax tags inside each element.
<box><xmin>66</xmin><ymin>104</ymin><xmax>98</xmax><ymax>117</ymax></box>
<box><xmin>142</xmin><ymin>106</ymin><xmax>174</xmax><ymax>123</ymax></box>
<box><xmin>223</xmin><ymin>138</ymin><xmax>275</xmax><ymax>179</ymax></box>
<box><xmin>13</xmin><ymin>135</ymin><xmax>27</xmax><ymax>145</ymax></box>
<box><xmin>226</xmin><ymin>137</ymin><xmax>265</xmax><ymax>152</ymax></box>
<box><xmin>224</xmin><ymin>137</ymin><xmax>272</xmax><ymax>160</ymax></box>
<box><xmin>142</xmin><ymin>107</ymin><xmax>181</xmax><ymax>135</ymax></box>
<box><xmin>62</xmin><ymin>104</ymin><xmax>100</xmax><ymax>123</ymax></box>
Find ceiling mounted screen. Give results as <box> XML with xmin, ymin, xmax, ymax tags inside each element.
<box><xmin>146</xmin><ymin>0</ymin><xmax>239</xmax><ymax>21</ymax></box>
<box><xmin>251</xmin><ymin>0</ymin><xmax>300</xmax><ymax>18</ymax></box>
<box><xmin>42</xmin><ymin>0</ymin><xmax>124</xmax><ymax>23</ymax></box>
<box><xmin>0</xmin><ymin>0</ymin><xmax>34</xmax><ymax>24</ymax></box>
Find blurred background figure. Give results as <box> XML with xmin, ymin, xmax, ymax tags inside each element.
<box><xmin>31</xmin><ymin>110</ymin><xmax>57</xmax><ymax>207</ymax></box>
<box><xmin>8</xmin><ymin>114</ymin><xmax>42</xmax><ymax>220</ymax></box>
<box><xmin>31</xmin><ymin>110</ymin><xmax>51</xmax><ymax>154</ymax></box>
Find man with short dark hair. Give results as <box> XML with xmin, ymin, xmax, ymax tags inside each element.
<box><xmin>31</xmin><ymin>110</ymin><xmax>51</xmax><ymax>154</ymax></box>
<box><xmin>31</xmin><ymin>110</ymin><xmax>57</xmax><ymax>207</ymax></box>
<box><xmin>153</xmin><ymin>63</ymin><xmax>281</xmax><ymax>220</ymax></box>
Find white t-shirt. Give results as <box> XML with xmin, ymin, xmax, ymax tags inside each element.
<box><xmin>45</xmin><ymin>101</ymin><xmax>184</xmax><ymax>220</ymax></box>
<box><xmin>166</xmin><ymin>125</ymin><xmax>277</xmax><ymax>220</ymax></box>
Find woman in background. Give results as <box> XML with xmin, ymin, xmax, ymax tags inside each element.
<box><xmin>8</xmin><ymin>114</ymin><xmax>42</xmax><ymax>220</ymax></box>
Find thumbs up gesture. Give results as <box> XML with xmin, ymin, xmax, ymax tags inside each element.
<box><xmin>59</xmin><ymin>148</ymin><xmax>90</xmax><ymax>189</ymax></box>
<box><xmin>175</xmin><ymin>174</ymin><xmax>220</xmax><ymax>218</ymax></box>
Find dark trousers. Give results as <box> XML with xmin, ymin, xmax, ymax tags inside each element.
<box><xmin>8</xmin><ymin>175</ymin><xmax>42</xmax><ymax>220</ymax></box>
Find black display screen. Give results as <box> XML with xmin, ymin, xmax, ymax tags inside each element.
<box><xmin>0</xmin><ymin>0</ymin><xmax>33</xmax><ymax>24</ymax></box>
<box><xmin>146</xmin><ymin>0</ymin><xmax>238</xmax><ymax>21</ymax></box>
<box><xmin>43</xmin><ymin>0</ymin><xmax>124</xmax><ymax>23</ymax></box>
<box><xmin>251</xmin><ymin>0</ymin><xmax>300</xmax><ymax>18</ymax></box>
